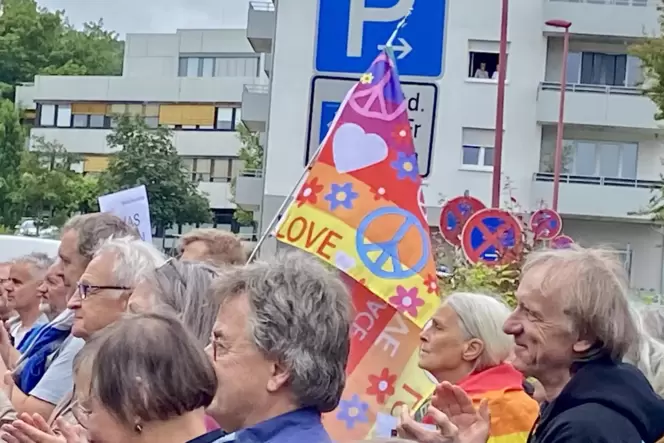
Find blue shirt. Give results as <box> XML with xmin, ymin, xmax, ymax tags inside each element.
<box><xmin>231</xmin><ymin>408</ymin><xmax>331</xmax><ymax>443</ymax></box>
<box><xmin>186</xmin><ymin>429</ymin><xmax>227</xmax><ymax>443</ymax></box>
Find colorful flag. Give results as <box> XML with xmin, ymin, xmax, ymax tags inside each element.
<box><xmin>323</xmin><ymin>275</ymin><xmax>434</xmax><ymax>440</ymax></box>
<box><xmin>276</xmin><ymin>50</ymin><xmax>439</xmax><ymax>328</ymax></box>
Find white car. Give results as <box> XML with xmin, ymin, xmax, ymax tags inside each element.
<box><xmin>15</xmin><ymin>220</ymin><xmax>59</xmax><ymax>239</ymax></box>
<box><xmin>0</xmin><ymin>235</ymin><xmax>60</xmax><ymax>262</ymax></box>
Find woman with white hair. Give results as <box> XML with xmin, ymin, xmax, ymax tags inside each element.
<box><xmin>403</xmin><ymin>292</ymin><xmax>538</xmax><ymax>443</ymax></box>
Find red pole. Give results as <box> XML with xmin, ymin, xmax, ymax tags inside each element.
<box><xmin>491</xmin><ymin>0</ymin><xmax>509</xmax><ymax>208</ymax></box>
<box><xmin>552</xmin><ymin>26</ymin><xmax>570</xmax><ymax>211</ymax></box>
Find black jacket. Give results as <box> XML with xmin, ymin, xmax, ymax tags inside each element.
<box><xmin>528</xmin><ymin>356</ymin><xmax>664</xmax><ymax>443</ymax></box>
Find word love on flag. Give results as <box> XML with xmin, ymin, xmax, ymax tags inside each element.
<box><xmin>277</xmin><ymin>51</ymin><xmax>438</xmax><ymax>328</ymax></box>
<box><xmin>322</xmin><ymin>276</ymin><xmax>434</xmax><ymax>440</ymax></box>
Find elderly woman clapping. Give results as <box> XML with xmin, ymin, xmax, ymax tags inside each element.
<box><xmin>2</xmin><ymin>312</ymin><xmax>224</xmax><ymax>443</ymax></box>
<box><xmin>405</xmin><ymin>292</ymin><xmax>539</xmax><ymax>443</ymax></box>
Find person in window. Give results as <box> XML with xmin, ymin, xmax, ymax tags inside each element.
<box><xmin>474</xmin><ymin>63</ymin><xmax>489</xmax><ymax>79</ymax></box>
<box><xmin>492</xmin><ymin>65</ymin><xmax>500</xmax><ymax>80</ymax></box>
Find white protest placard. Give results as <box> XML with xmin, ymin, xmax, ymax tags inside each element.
<box><xmin>98</xmin><ymin>185</ymin><xmax>152</xmax><ymax>242</ymax></box>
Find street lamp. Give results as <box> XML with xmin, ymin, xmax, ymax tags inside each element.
<box><xmin>545</xmin><ymin>19</ymin><xmax>572</xmax><ymax>211</ymax></box>
<box><xmin>491</xmin><ymin>0</ymin><xmax>509</xmax><ymax>208</ymax></box>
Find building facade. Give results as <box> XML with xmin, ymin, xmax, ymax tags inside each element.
<box><xmin>236</xmin><ymin>0</ymin><xmax>664</xmax><ymax>293</ymax></box>
<box><xmin>16</xmin><ymin>28</ymin><xmax>268</xmax><ymax>247</ymax></box>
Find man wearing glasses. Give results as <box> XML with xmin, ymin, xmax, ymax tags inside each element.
<box><xmin>0</xmin><ymin>213</ymin><xmax>139</xmax><ymax>425</ymax></box>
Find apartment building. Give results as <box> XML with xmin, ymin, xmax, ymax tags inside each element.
<box><xmin>235</xmin><ymin>0</ymin><xmax>664</xmax><ymax>292</ymax></box>
<box><xmin>15</xmin><ymin>28</ymin><xmax>268</xmax><ymax>246</ymax></box>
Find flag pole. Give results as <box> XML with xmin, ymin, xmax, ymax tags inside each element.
<box><xmin>247</xmin><ymin>8</ymin><xmax>414</xmax><ymax>263</ymax></box>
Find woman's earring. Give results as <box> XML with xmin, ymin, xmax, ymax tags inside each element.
<box><xmin>134</xmin><ymin>423</ymin><xmax>143</xmax><ymax>433</ymax></box>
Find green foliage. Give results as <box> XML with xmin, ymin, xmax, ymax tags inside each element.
<box><xmin>0</xmin><ymin>99</ymin><xmax>26</xmax><ymax>226</ymax></box>
<box><xmin>230</xmin><ymin>123</ymin><xmax>263</xmax><ymax>226</ymax></box>
<box><xmin>8</xmin><ymin>136</ymin><xmax>87</xmax><ymax>229</ymax></box>
<box><xmin>439</xmin><ymin>250</ymin><xmax>523</xmax><ymax>308</ymax></box>
<box><xmin>631</xmin><ymin>24</ymin><xmax>664</xmax><ymax>120</ymax></box>
<box><xmin>0</xmin><ymin>226</ymin><xmax>12</xmax><ymax>234</ymax></box>
<box><xmin>0</xmin><ymin>0</ymin><xmax>123</xmax><ymax>99</ymax></box>
<box><xmin>100</xmin><ymin>115</ymin><xmax>212</xmax><ymax>231</ymax></box>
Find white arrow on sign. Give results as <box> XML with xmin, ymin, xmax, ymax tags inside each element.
<box><xmin>377</xmin><ymin>37</ymin><xmax>412</xmax><ymax>59</ymax></box>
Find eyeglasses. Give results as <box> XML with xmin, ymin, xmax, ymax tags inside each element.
<box><xmin>76</xmin><ymin>283</ymin><xmax>131</xmax><ymax>300</ymax></box>
<box><xmin>70</xmin><ymin>399</ymin><xmax>91</xmax><ymax>429</ymax></box>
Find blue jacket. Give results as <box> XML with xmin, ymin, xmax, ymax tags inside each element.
<box><xmin>226</xmin><ymin>408</ymin><xmax>330</xmax><ymax>443</ymax></box>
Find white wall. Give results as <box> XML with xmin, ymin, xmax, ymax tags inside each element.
<box><xmin>123</xmin><ymin>29</ymin><xmax>262</xmax><ymax>78</ymax></box>
<box><xmin>563</xmin><ymin>218</ymin><xmax>664</xmax><ymax>292</ymax></box>
<box><xmin>263</xmin><ymin>0</ymin><xmax>548</xmax><ymax>224</ymax></box>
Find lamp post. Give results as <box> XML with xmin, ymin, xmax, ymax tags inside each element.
<box><xmin>545</xmin><ymin>19</ymin><xmax>572</xmax><ymax>211</ymax></box>
<box><xmin>491</xmin><ymin>0</ymin><xmax>509</xmax><ymax>208</ymax></box>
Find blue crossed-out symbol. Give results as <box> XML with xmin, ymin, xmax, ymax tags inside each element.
<box><xmin>356</xmin><ymin>207</ymin><xmax>429</xmax><ymax>279</ymax></box>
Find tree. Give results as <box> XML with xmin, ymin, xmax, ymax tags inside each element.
<box><xmin>230</xmin><ymin>123</ymin><xmax>264</xmax><ymax>226</ymax></box>
<box><xmin>8</xmin><ymin>136</ymin><xmax>85</xmax><ymax>231</ymax></box>
<box><xmin>100</xmin><ymin>115</ymin><xmax>212</xmax><ymax>232</ymax></box>
<box><xmin>0</xmin><ymin>99</ymin><xmax>26</xmax><ymax>227</ymax></box>
<box><xmin>0</xmin><ymin>0</ymin><xmax>123</xmax><ymax>99</ymax></box>
<box><xmin>631</xmin><ymin>30</ymin><xmax>664</xmax><ymax>221</ymax></box>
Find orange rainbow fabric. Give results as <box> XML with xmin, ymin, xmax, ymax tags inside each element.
<box><xmin>421</xmin><ymin>364</ymin><xmax>539</xmax><ymax>443</ymax></box>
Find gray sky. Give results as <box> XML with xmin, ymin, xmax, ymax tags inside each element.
<box><xmin>37</xmin><ymin>0</ymin><xmax>250</xmax><ymax>35</ymax></box>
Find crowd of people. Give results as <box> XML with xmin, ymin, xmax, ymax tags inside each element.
<box><xmin>0</xmin><ymin>212</ymin><xmax>663</xmax><ymax>443</ymax></box>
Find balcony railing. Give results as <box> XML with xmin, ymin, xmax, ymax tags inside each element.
<box><xmin>244</xmin><ymin>84</ymin><xmax>270</xmax><ymax>95</ymax></box>
<box><xmin>549</xmin><ymin>0</ymin><xmax>650</xmax><ymax>6</ymax></box>
<box><xmin>250</xmin><ymin>1</ymin><xmax>275</xmax><ymax>11</ymax></box>
<box><xmin>533</xmin><ymin>172</ymin><xmax>661</xmax><ymax>189</ymax></box>
<box><xmin>239</xmin><ymin>168</ymin><xmax>263</xmax><ymax>178</ymax></box>
<box><xmin>540</xmin><ymin>81</ymin><xmax>641</xmax><ymax>96</ymax></box>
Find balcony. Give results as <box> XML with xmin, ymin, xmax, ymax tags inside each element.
<box><xmin>537</xmin><ymin>82</ymin><xmax>658</xmax><ymax>130</ymax></box>
<box><xmin>31</xmin><ymin>75</ymin><xmax>264</xmax><ymax>103</ymax></box>
<box><xmin>265</xmin><ymin>53</ymin><xmax>273</xmax><ymax>77</ymax></box>
<box><xmin>30</xmin><ymin>128</ymin><xmax>242</xmax><ymax>157</ymax></box>
<box><xmin>234</xmin><ymin>169</ymin><xmax>264</xmax><ymax>211</ymax></box>
<box><xmin>247</xmin><ymin>1</ymin><xmax>275</xmax><ymax>53</ymax></box>
<box><xmin>531</xmin><ymin>172</ymin><xmax>659</xmax><ymax>220</ymax></box>
<box><xmin>241</xmin><ymin>84</ymin><xmax>270</xmax><ymax>132</ymax></box>
<box><xmin>543</xmin><ymin>0</ymin><xmax>658</xmax><ymax>39</ymax></box>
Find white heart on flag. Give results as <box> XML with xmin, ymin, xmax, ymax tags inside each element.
<box><xmin>332</xmin><ymin>123</ymin><xmax>388</xmax><ymax>173</ymax></box>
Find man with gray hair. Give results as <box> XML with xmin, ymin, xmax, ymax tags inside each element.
<box><xmin>0</xmin><ymin>213</ymin><xmax>139</xmax><ymax>422</ymax></box>
<box><xmin>504</xmin><ymin>246</ymin><xmax>664</xmax><ymax>442</ymax></box>
<box><xmin>3</xmin><ymin>253</ymin><xmax>52</xmax><ymax>347</ymax></box>
<box><xmin>206</xmin><ymin>252</ymin><xmax>352</xmax><ymax>442</ymax></box>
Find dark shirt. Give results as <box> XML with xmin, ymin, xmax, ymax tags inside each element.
<box><xmin>527</xmin><ymin>356</ymin><xmax>664</xmax><ymax>443</ymax></box>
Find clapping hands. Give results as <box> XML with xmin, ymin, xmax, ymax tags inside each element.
<box><xmin>397</xmin><ymin>381</ymin><xmax>490</xmax><ymax>443</ymax></box>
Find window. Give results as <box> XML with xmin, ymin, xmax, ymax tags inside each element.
<box><xmin>72</xmin><ymin>114</ymin><xmax>88</xmax><ymax>128</ymax></box>
<box><xmin>461</xmin><ymin>128</ymin><xmax>495</xmax><ymax>169</ymax></box>
<box><xmin>201</xmin><ymin>58</ymin><xmax>215</xmax><ymax>77</ymax></box>
<box><xmin>90</xmin><ymin>115</ymin><xmax>105</xmax><ymax>128</ymax></box>
<box><xmin>39</xmin><ymin>105</ymin><xmax>56</xmax><ymax>126</ymax></box>
<box><xmin>564</xmin><ymin>140</ymin><xmax>638</xmax><ymax>178</ymax></box>
<box><xmin>38</xmin><ymin>104</ymin><xmax>74</xmax><ymax>128</ymax></box>
<box><xmin>215</xmin><ymin>107</ymin><xmax>234</xmax><ymax>130</ymax></box>
<box><xmin>567</xmin><ymin>51</ymin><xmax>643</xmax><ymax>87</ymax></box>
<box><xmin>179</xmin><ymin>56</ymin><xmax>258</xmax><ymax>77</ymax></box>
<box><xmin>56</xmin><ymin>105</ymin><xmax>71</xmax><ymax>127</ymax></box>
<box><xmin>182</xmin><ymin>157</ymin><xmax>242</xmax><ymax>183</ymax></box>
<box><xmin>214</xmin><ymin>56</ymin><xmax>260</xmax><ymax>77</ymax></box>
<box><xmin>144</xmin><ymin>116</ymin><xmax>159</xmax><ymax>128</ymax></box>
<box><xmin>468</xmin><ymin>52</ymin><xmax>500</xmax><ymax>79</ymax></box>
